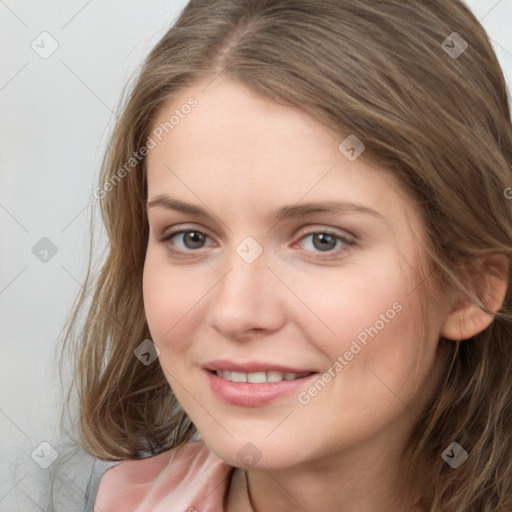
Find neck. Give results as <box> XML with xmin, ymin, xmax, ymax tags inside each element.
<box><xmin>244</xmin><ymin>417</ymin><xmax>422</xmax><ymax>512</ymax></box>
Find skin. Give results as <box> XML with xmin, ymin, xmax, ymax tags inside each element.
<box><xmin>142</xmin><ymin>76</ymin><xmax>495</xmax><ymax>511</ymax></box>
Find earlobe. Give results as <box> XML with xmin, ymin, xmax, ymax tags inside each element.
<box><xmin>440</xmin><ymin>254</ymin><xmax>509</xmax><ymax>341</ymax></box>
<box><xmin>441</xmin><ymin>302</ymin><xmax>497</xmax><ymax>341</ymax></box>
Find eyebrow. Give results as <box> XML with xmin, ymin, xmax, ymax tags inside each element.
<box><xmin>147</xmin><ymin>195</ymin><xmax>387</xmax><ymax>222</ymax></box>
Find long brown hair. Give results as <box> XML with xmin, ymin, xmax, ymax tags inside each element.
<box><xmin>60</xmin><ymin>1</ymin><xmax>512</xmax><ymax>509</ymax></box>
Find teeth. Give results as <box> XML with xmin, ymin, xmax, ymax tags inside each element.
<box><xmin>216</xmin><ymin>370</ymin><xmax>310</xmax><ymax>383</ymax></box>
<box><xmin>267</xmin><ymin>371</ymin><xmax>283</xmax><ymax>382</ymax></box>
<box><xmin>247</xmin><ymin>371</ymin><xmax>267</xmax><ymax>383</ymax></box>
<box><xmin>231</xmin><ymin>371</ymin><xmax>247</xmax><ymax>383</ymax></box>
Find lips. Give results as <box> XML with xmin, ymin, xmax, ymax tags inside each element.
<box><xmin>202</xmin><ymin>359</ymin><xmax>317</xmax><ymax>374</ymax></box>
<box><xmin>214</xmin><ymin>369</ymin><xmax>312</xmax><ymax>383</ymax></box>
<box><xmin>202</xmin><ymin>359</ymin><xmax>319</xmax><ymax>407</ymax></box>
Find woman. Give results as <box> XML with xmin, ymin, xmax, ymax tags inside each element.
<box><xmin>61</xmin><ymin>1</ymin><xmax>512</xmax><ymax>510</ymax></box>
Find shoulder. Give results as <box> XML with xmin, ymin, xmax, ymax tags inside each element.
<box><xmin>93</xmin><ymin>439</ymin><xmax>234</xmax><ymax>512</ymax></box>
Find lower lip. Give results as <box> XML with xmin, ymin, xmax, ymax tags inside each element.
<box><xmin>205</xmin><ymin>370</ymin><xmax>318</xmax><ymax>407</ymax></box>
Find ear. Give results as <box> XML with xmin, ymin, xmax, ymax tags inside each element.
<box><xmin>441</xmin><ymin>253</ymin><xmax>509</xmax><ymax>341</ymax></box>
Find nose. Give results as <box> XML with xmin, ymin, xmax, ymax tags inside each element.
<box><xmin>205</xmin><ymin>252</ymin><xmax>287</xmax><ymax>341</ymax></box>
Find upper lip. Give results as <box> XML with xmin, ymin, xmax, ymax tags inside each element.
<box><xmin>202</xmin><ymin>359</ymin><xmax>318</xmax><ymax>374</ymax></box>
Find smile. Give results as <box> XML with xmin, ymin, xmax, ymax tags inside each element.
<box><xmin>205</xmin><ymin>368</ymin><xmax>318</xmax><ymax>407</ymax></box>
<box><xmin>214</xmin><ymin>370</ymin><xmax>313</xmax><ymax>383</ymax></box>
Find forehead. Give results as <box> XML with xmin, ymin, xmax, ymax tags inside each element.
<box><xmin>146</xmin><ymin>77</ymin><xmax>421</xmax><ymax>235</ymax></box>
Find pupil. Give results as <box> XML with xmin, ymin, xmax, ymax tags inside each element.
<box><xmin>184</xmin><ymin>232</ymin><xmax>204</xmax><ymax>249</ymax></box>
<box><xmin>313</xmin><ymin>233</ymin><xmax>336</xmax><ymax>251</ymax></box>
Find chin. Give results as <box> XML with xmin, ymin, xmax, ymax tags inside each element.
<box><xmin>200</xmin><ymin>431</ymin><xmax>307</xmax><ymax>470</ymax></box>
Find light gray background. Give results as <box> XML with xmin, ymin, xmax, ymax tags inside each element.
<box><xmin>1</xmin><ymin>0</ymin><xmax>511</xmax><ymax>510</ymax></box>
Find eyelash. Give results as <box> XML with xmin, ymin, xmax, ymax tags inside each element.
<box><xmin>158</xmin><ymin>227</ymin><xmax>355</xmax><ymax>260</ymax></box>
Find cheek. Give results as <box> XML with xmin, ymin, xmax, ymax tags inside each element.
<box><xmin>320</xmin><ymin>291</ymin><xmax>432</xmax><ymax>417</ymax></box>
<box><xmin>142</xmin><ymin>250</ymin><xmax>205</xmax><ymax>352</ymax></box>
<box><xmin>288</xmin><ymin>257</ymin><xmax>412</xmax><ymax>344</ymax></box>
<box><xmin>292</xmin><ymin>257</ymin><xmax>428</xmax><ymax>380</ymax></box>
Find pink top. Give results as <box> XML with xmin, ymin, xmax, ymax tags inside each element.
<box><xmin>94</xmin><ymin>439</ymin><xmax>252</xmax><ymax>512</ymax></box>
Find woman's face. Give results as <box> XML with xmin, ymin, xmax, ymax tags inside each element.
<box><xmin>143</xmin><ymin>77</ymin><xmax>450</xmax><ymax>470</ymax></box>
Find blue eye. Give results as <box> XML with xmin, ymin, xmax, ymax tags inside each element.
<box><xmin>161</xmin><ymin>230</ymin><xmax>213</xmax><ymax>252</ymax></box>
<box><xmin>159</xmin><ymin>228</ymin><xmax>354</xmax><ymax>258</ymax></box>
<box><xmin>297</xmin><ymin>231</ymin><xmax>353</xmax><ymax>254</ymax></box>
